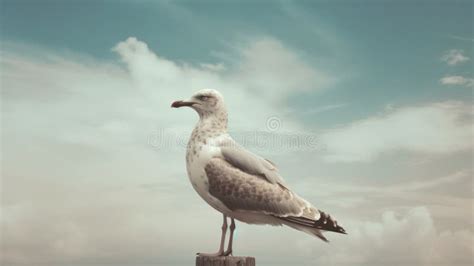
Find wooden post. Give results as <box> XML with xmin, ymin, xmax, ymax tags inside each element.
<box><xmin>196</xmin><ymin>256</ymin><xmax>256</xmax><ymax>266</ymax></box>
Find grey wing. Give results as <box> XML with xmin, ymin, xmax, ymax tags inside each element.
<box><xmin>205</xmin><ymin>157</ymin><xmax>314</xmax><ymax>218</ymax></box>
<box><xmin>205</xmin><ymin>157</ymin><xmax>347</xmax><ymax>238</ymax></box>
<box><xmin>219</xmin><ymin>138</ymin><xmax>287</xmax><ymax>187</ymax></box>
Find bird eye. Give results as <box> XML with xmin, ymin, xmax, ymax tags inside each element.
<box><xmin>198</xmin><ymin>95</ymin><xmax>209</xmax><ymax>101</ymax></box>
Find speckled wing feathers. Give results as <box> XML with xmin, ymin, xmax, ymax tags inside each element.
<box><xmin>205</xmin><ymin>157</ymin><xmax>347</xmax><ymax>238</ymax></box>
<box><xmin>205</xmin><ymin>158</ymin><xmax>314</xmax><ymax>218</ymax></box>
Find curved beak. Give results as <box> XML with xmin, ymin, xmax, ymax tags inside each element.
<box><xmin>171</xmin><ymin>100</ymin><xmax>196</xmax><ymax>108</ymax></box>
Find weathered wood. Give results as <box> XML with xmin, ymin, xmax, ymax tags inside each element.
<box><xmin>196</xmin><ymin>256</ymin><xmax>256</xmax><ymax>266</ymax></box>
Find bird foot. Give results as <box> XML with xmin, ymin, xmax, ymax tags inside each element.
<box><xmin>223</xmin><ymin>249</ymin><xmax>233</xmax><ymax>256</ymax></box>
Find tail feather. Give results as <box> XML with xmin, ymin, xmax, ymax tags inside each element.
<box><xmin>276</xmin><ymin>210</ymin><xmax>347</xmax><ymax>242</ymax></box>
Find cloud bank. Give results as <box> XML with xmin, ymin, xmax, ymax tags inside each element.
<box><xmin>1</xmin><ymin>37</ymin><xmax>472</xmax><ymax>266</ymax></box>
<box><xmin>308</xmin><ymin>207</ymin><xmax>473</xmax><ymax>266</ymax></box>
<box><xmin>321</xmin><ymin>101</ymin><xmax>473</xmax><ymax>162</ymax></box>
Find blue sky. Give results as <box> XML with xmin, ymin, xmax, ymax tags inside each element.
<box><xmin>1</xmin><ymin>1</ymin><xmax>473</xmax><ymax>266</ymax></box>
<box><xmin>2</xmin><ymin>0</ymin><xmax>472</xmax><ymax>119</ymax></box>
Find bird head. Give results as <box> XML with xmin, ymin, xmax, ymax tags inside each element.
<box><xmin>171</xmin><ymin>89</ymin><xmax>226</xmax><ymax>118</ymax></box>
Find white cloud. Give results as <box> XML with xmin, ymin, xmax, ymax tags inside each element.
<box><xmin>292</xmin><ymin>168</ymin><xmax>472</xmax><ymax>220</ymax></box>
<box><xmin>237</xmin><ymin>205</ymin><xmax>473</xmax><ymax>266</ymax></box>
<box><xmin>109</xmin><ymin>36</ymin><xmax>330</xmax><ymax>131</ymax></box>
<box><xmin>441</xmin><ymin>49</ymin><xmax>470</xmax><ymax>65</ymax></box>
<box><xmin>283</xmin><ymin>103</ymin><xmax>347</xmax><ymax>116</ymax></box>
<box><xmin>309</xmin><ymin>170</ymin><xmax>471</xmax><ymax>196</ymax></box>
<box><xmin>321</xmin><ymin>101</ymin><xmax>473</xmax><ymax>162</ymax></box>
<box><xmin>302</xmin><ymin>103</ymin><xmax>346</xmax><ymax>114</ymax></box>
<box><xmin>309</xmin><ymin>207</ymin><xmax>473</xmax><ymax>266</ymax></box>
<box><xmin>230</xmin><ymin>37</ymin><xmax>333</xmax><ymax>101</ymax></box>
<box><xmin>200</xmin><ymin>62</ymin><xmax>226</xmax><ymax>72</ymax></box>
<box><xmin>440</xmin><ymin>75</ymin><xmax>474</xmax><ymax>88</ymax></box>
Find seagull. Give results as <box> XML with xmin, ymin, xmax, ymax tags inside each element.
<box><xmin>171</xmin><ymin>89</ymin><xmax>346</xmax><ymax>256</ymax></box>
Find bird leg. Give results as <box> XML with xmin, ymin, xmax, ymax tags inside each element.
<box><xmin>223</xmin><ymin>218</ymin><xmax>235</xmax><ymax>256</ymax></box>
<box><xmin>197</xmin><ymin>214</ymin><xmax>227</xmax><ymax>257</ymax></box>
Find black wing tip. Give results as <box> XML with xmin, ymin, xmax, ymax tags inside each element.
<box><xmin>321</xmin><ymin>225</ymin><xmax>348</xmax><ymax>235</ymax></box>
<box><xmin>315</xmin><ymin>211</ymin><xmax>348</xmax><ymax>235</ymax></box>
<box><xmin>334</xmin><ymin>224</ymin><xmax>347</xmax><ymax>234</ymax></box>
<box><xmin>275</xmin><ymin>212</ymin><xmax>348</xmax><ymax>238</ymax></box>
<box><xmin>338</xmin><ymin>227</ymin><xmax>348</xmax><ymax>235</ymax></box>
